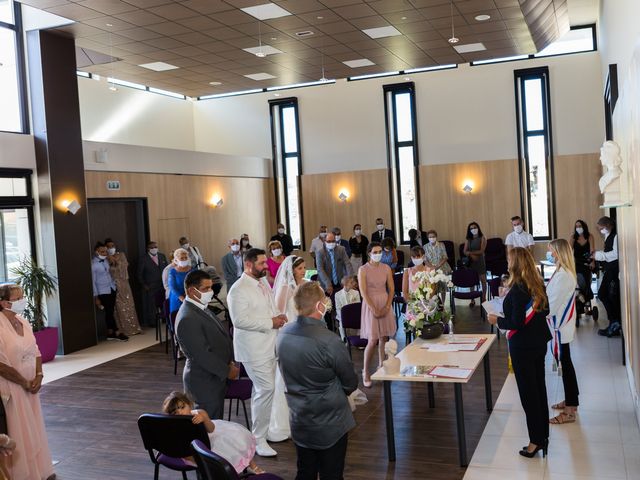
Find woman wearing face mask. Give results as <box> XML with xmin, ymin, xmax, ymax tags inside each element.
<box><xmin>424</xmin><ymin>230</ymin><xmax>451</xmax><ymax>304</ymax></box>
<box><xmin>545</xmin><ymin>239</ymin><xmax>580</xmax><ymax>425</ymax></box>
<box><xmin>569</xmin><ymin>220</ymin><xmax>595</xmax><ymax>313</ymax></box>
<box><xmin>594</xmin><ymin>217</ymin><xmax>621</xmax><ymax>337</ymax></box>
<box><xmin>266</xmin><ymin>240</ymin><xmax>285</xmax><ymax>287</ymax></box>
<box><xmin>359</xmin><ymin>242</ymin><xmax>396</xmax><ymax>387</ymax></box>
<box><xmin>463</xmin><ymin>222</ymin><xmax>487</xmax><ymax>305</ymax></box>
<box><xmin>0</xmin><ymin>284</ymin><xmax>56</xmax><ymax>480</ymax></box>
<box><xmin>402</xmin><ymin>246</ymin><xmax>427</xmax><ymax>300</ymax></box>
<box><xmin>349</xmin><ymin>224</ymin><xmax>369</xmax><ymax>273</ymax></box>
<box><xmin>380</xmin><ymin>237</ymin><xmax>398</xmax><ymax>270</ymax></box>
<box><xmin>168</xmin><ymin>248</ymin><xmax>194</xmax><ymax>314</ymax></box>
<box><xmin>240</xmin><ymin>234</ymin><xmax>252</xmax><ymax>253</ymax></box>
<box><xmin>104</xmin><ymin>238</ymin><xmax>141</xmax><ymax>336</ymax></box>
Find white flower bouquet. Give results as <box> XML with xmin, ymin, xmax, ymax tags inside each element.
<box><xmin>403</xmin><ymin>269</ymin><xmax>453</xmax><ymax>336</ymax></box>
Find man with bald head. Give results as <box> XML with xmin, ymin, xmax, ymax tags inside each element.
<box><xmin>221</xmin><ymin>238</ymin><xmax>243</xmax><ymax>290</ymax></box>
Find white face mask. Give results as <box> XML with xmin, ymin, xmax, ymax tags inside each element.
<box><xmin>98</xmin><ymin>254</ymin><xmax>107</xmax><ymax>260</ymax></box>
<box><xmin>325</xmin><ymin>242</ymin><xmax>336</xmax><ymax>250</ymax></box>
<box><xmin>195</xmin><ymin>288</ymin><xmax>214</xmax><ymax>305</ymax></box>
<box><xmin>230</xmin><ymin>244</ymin><xmax>240</xmax><ymax>253</ymax></box>
<box><xmin>149</xmin><ymin>248</ymin><xmax>158</xmax><ymax>255</ymax></box>
<box><xmin>428</xmin><ymin>237</ymin><xmax>437</xmax><ymax>244</ymax></box>
<box><xmin>575</xmin><ymin>227</ymin><xmax>584</xmax><ymax>235</ymax></box>
<box><xmin>377</xmin><ymin>224</ymin><xmax>384</xmax><ymax>231</ymax></box>
<box><xmin>278</xmin><ymin>228</ymin><xmax>285</xmax><ymax>234</ymax></box>
<box><xmin>316</xmin><ymin>300</ymin><xmax>327</xmax><ymax>317</ymax></box>
<box><xmin>354</xmin><ymin>229</ymin><xmax>362</xmax><ymax>236</ymax></box>
<box><xmin>10</xmin><ymin>298</ymin><xmax>27</xmax><ymax>315</ymax></box>
<box><xmin>601</xmin><ymin>228</ymin><xmax>610</xmax><ymax>236</ymax></box>
<box><xmin>272</xmin><ymin>248</ymin><xmax>282</xmax><ymax>257</ymax></box>
<box><xmin>371</xmin><ymin>253</ymin><xmax>383</xmax><ymax>262</ymax></box>
<box><xmin>471</xmin><ymin>228</ymin><xmax>479</xmax><ymax>236</ymax></box>
<box><xmin>335</xmin><ymin>235</ymin><xmax>341</xmax><ymax>242</ymax></box>
<box><xmin>107</xmin><ymin>247</ymin><xmax>116</xmax><ymax>255</ymax></box>
<box><xmin>319</xmin><ymin>232</ymin><xmax>327</xmax><ymax>239</ymax></box>
<box><xmin>513</xmin><ymin>225</ymin><xmax>523</xmax><ymax>234</ymax></box>
<box><xmin>177</xmin><ymin>259</ymin><xmax>191</xmax><ymax>268</ymax></box>
<box><xmin>182</xmin><ymin>243</ymin><xmax>190</xmax><ymax>249</ymax></box>
<box><xmin>412</xmin><ymin>257</ymin><xmax>424</xmax><ymax>266</ymax></box>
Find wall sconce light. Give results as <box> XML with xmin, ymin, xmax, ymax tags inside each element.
<box><xmin>210</xmin><ymin>195</ymin><xmax>224</xmax><ymax>208</ymax></box>
<box><xmin>338</xmin><ymin>190</ymin><xmax>349</xmax><ymax>203</ymax></box>
<box><xmin>462</xmin><ymin>184</ymin><xmax>473</xmax><ymax>194</ymax></box>
<box><xmin>62</xmin><ymin>199</ymin><xmax>82</xmax><ymax>215</ymax></box>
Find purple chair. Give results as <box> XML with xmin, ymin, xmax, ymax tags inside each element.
<box><xmin>487</xmin><ymin>276</ymin><xmax>501</xmax><ymax>299</ymax></box>
<box><xmin>340</xmin><ymin>302</ymin><xmax>368</xmax><ymax>359</ymax></box>
<box><xmin>392</xmin><ymin>271</ymin><xmax>406</xmax><ymax>318</ymax></box>
<box><xmin>450</xmin><ymin>269</ymin><xmax>484</xmax><ymax>319</ymax></box>
<box><xmin>485</xmin><ymin>237</ymin><xmax>508</xmax><ymax>277</ymax></box>
<box><xmin>225</xmin><ymin>363</ymin><xmax>252</xmax><ymax>429</ymax></box>
<box><xmin>191</xmin><ymin>440</ymin><xmax>284</xmax><ymax>480</ymax></box>
<box><xmin>137</xmin><ymin>413</ymin><xmax>210</xmax><ymax>480</ymax></box>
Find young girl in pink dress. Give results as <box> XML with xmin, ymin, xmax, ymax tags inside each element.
<box><xmin>162</xmin><ymin>391</ymin><xmax>264</xmax><ymax>475</ymax></box>
<box><xmin>358</xmin><ymin>242</ymin><xmax>396</xmax><ymax>387</ymax></box>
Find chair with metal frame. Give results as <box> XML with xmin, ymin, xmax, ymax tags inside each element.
<box><xmin>191</xmin><ymin>440</ymin><xmax>284</xmax><ymax>480</ymax></box>
<box><xmin>224</xmin><ymin>363</ymin><xmax>252</xmax><ymax>430</ymax></box>
<box><xmin>340</xmin><ymin>302</ymin><xmax>368</xmax><ymax>359</ymax></box>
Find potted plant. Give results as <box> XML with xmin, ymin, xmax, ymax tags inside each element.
<box><xmin>404</xmin><ymin>269</ymin><xmax>453</xmax><ymax>340</ymax></box>
<box><xmin>11</xmin><ymin>256</ymin><xmax>58</xmax><ymax>363</ymax></box>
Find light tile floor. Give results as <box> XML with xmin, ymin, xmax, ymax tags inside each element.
<box><xmin>41</xmin><ymin>328</ymin><xmax>159</xmax><ymax>384</ymax></box>
<box><xmin>464</xmin><ymin>307</ymin><xmax>640</xmax><ymax>480</ymax></box>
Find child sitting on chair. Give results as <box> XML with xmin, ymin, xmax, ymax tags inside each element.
<box><xmin>335</xmin><ymin>275</ymin><xmax>361</xmax><ymax>341</ymax></box>
<box><xmin>162</xmin><ymin>391</ymin><xmax>264</xmax><ymax>475</ymax></box>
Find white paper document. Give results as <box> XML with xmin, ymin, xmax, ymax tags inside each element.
<box><xmin>482</xmin><ymin>298</ymin><xmax>504</xmax><ymax>317</ymax></box>
<box><xmin>448</xmin><ymin>336</ymin><xmax>483</xmax><ymax>344</ymax></box>
<box><xmin>421</xmin><ymin>343</ymin><xmax>480</xmax><ymax>352</ymax></box>
<box><xmin>428</xmin><ymin>366</ymin><xmax>473</xmax><ymax>379</ymax></box>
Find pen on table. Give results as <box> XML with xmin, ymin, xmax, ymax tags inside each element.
<box><xmin>439</xmin><ymin>364</ymin><xmax>459</xmax><ymax>368</ymax></box>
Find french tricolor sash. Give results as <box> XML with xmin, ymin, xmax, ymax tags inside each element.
<box><xmin>506</xmin><ymin>299</ymin><xmax>536</xmax><ymax>340</ymax></box>
<box><xmin>547</xmin><ymin>292</ymin><xmax>576</xmax><ymax>364</ymax></box>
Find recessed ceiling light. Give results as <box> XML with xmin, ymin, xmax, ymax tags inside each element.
<box><xmin>270</xmin><ymin>37</ymin><xmax>277</xmax><ymax>40</ymax></box>
<box><xmin>241</xmin><ymin>3</ymin><xmax>292</xmax><ymax>21</ymax></box>
<box><xmin>243</xmin><ymin>45</ymin><xmax>283</xmax><ymax>57</ymax></box>
<box><xmin>273</xmin><ymin>93</ymin><xmax>280</xmax><ymax>96</ymax></box>
<box><xmin>316</xmin><ymin>16</ymin><xmax>323</xmax><ymax>19</ymax></box>
<box><xmin>295</xmin><ymin>30</ymin><xmax>314</xmax><ymax>37</ymax></box>
<box><xmin>105</xmin><ymin>23</ymin><xmax>113</xmax><ymax>27</ymax></box>
<box><xmin>448</xmin><ymin>36</ymin><xmax>460</xmax><ymax>44</ymax></box>
<box><xmin>362</xmin><ymin>25</ymin><xmax>402</xmax><ymax>39</ymax></box>
<box><xmin>139</xmin><ymin>61</ymin><xmax>179</xmax><ymax>71</ymax></box>
<box><xmin>244</xmin><ymin>72</ymin><xmax>277</xmax><ymax>81</ymax></box>
<box><xmin>453</xmin><ymin>42</ymin><xmax>486</xmax><ymax>53</ymax></box>
<box><xmin>209</xmin><ymin>81</ymin><xmax>222</xmax><ymax>86</ymax></box>
<box><xmin>475</xmin><ymin>14</ymin><xmax>491</xmax><ymax>21</ymax></box>
<box><xmin>343</xmin><ymin>58</ymin><xmax>375</xmax><ymax>68</ymax></box>
<box><xmin>404</xmin><ymin>76</ymin><xmax>410</xmax><ymax>81</ymax></box>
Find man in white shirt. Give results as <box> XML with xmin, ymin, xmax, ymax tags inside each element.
<box><xmin>505</xmin><ymin>216</ymin><xmax>535</xmax><ymax>253</ymax></box>
<box><xmin>309</xmin><ymin>225</ymin><xmax>328</xmax><ymax>263</ymax></box>
<box><xmin>227</xmin><ymin>248</ymin><xmax>289</xmax><ymax>457</ymax></box>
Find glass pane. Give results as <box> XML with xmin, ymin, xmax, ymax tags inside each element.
<box><xmin>526</xmin><ymin>135</ymin><xmax>550</xmax><ymax>238</ymax></box>
<box><xmin>395</xmin><ymin>92</ymin><xmax>413</xmax><ymax>142</ymax></box>
<box><xmin>535</xmin><ymin>28</ymin><xmax>594</xmax><ymax>57</ymax></box>
<box><xmin>0</xmin><ymin>28</ymin><xmax>22</xmax><ymax>133</ymax></box>
<box><xmin>524</xmin><ymin>78</ymin><xmax>543</xmax><ymax>131</ymax></box>
<box><xmin>398</xmin><ymin>146</ymin><xmax>418</xmax><ymax>241</ymax></box>
<box><xmin>0</xmin><ymin>208</ymin><xmax>32</xmax><ymax>283</ymax></box>
<box><xmin>0</xmin><ymin>177</ymin><xmax>27</xmax><ymax>196</ymax></box>
<box><xmin>0</xmin><ymin>0</ymin><xmax>13</xmax><ymax>24</ymax></box>
<box><xmin>282</xmin><ymin>106</ymin><xmax>298</xmax><ymax>154</ymax></box>
<box><xmin>285</xmin><ymin>156</ymin><xmax>301</xmax><ymax>247</ymax></box>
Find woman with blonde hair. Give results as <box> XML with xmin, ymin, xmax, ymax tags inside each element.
<box><xmin>546</xmin><ymin>239</ymin><xmax>579</xmax><ymax>424</ymax></box>
<box><xmin>488</xmin><ymin>247</ymin><xmax>551</xmax><ymax>458</ymax></box>
<box><xmin>266</xmin><ymin>240</ymin><xmax>285</xmax><ymax>287</ymax></box>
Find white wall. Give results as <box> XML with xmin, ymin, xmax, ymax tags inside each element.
<box><xmin>192</xmin><ymin>52</ymin><xmax>604</xmax><ymax>174</ymax></box>
<box><xmin>0</xmin><ymin>132</ymin><xmax>36</xmax><ymax>169</ymax></box>
<box><xmin>599</xmin><ymin>0</ymin><xmax>640</xmax><ymax>86</ymax></box>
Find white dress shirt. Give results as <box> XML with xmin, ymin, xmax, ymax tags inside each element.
<box><xmin>546</xmin><ymin>268</ymin><xmax>578</xmax><ymax>344</ymax></box>
<box><xmin>309</xmin><ymin>236</ymin><xmax>324</xmax><ymax>257</ymax></box>
<box><xmin>594</xmin><ymin>233</ymin><xmax>618</xmax><ymax>262</ymax></box>
<box><xmin>505</xmin><ymin>230</ymin><xmax>535</xmax><ymax>248</ymax></box>
<box><xmin>227</xmin><ymin>273</ymin><xmax>278</xmax><ymax>363</ymax></box>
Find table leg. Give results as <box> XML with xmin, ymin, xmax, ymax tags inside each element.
<box><xmin>428</xmin><ymin>382</ymin><xmax>435</xmax><ymax>408</ymax></box>
<box><xmin>454</xmin><ymin>384</ymin><xmax>467</xmax><ymax>467</ymax></box>
<box><xmin>383</xmin><ymin>381</ymin><xmax>396</xmax><ymax>461</ymax></box>
<box><xmin>484</xmin><ymin>354</ymin><xmax>493</xmax><ymax>411</ymax></box>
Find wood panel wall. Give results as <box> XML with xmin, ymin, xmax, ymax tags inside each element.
<box><xmin>85</xmin><ymin>171</ymin><xmax>276</xmax><ymax>273</ymax></box>
<box><xmin>300</xmin><ymin>169</ymin><xmax>391</xmax><ymax>248</ymax></box>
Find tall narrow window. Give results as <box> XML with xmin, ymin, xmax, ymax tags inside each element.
<box><xmin>270</xmin><ymin>98</ymin><xmax>303</xmax><ymax>248</ymax></box>
<box><xmin>0</xmin><ymin>0</ymin><xmax>28</xmax><ymax>133</ymax></box>
<box><xmin>514</xmin><ymin>67</ymin><xmax>555</xmax><ymax>240</ymax></box>
<box><xmin>384</xmin><ymin>82</ymin><xmax>421</xmax><ymax>244</ymax></box>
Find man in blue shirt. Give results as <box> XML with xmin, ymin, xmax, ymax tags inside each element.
<box><xmin>92</xmin><ymin>242</ymin><xmax>128</xmax><ymax>341</ymax></box>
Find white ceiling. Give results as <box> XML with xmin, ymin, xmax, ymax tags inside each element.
<box><xmin>567</xmin><ymin>0</ymin><xmax>600</xmax><ymax>25</ymax></box>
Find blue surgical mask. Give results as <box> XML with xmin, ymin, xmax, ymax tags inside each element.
<box><xmin>546</xmin><ymin>251</ymin><xmax>555</xmax><ymax>264</ymax></box>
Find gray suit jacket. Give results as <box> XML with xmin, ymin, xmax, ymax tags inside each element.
<box><xmin>221</xmin><ymin>252</ymin><xmax>242</xmax><ymax>288</ymax></box>
<box><xmin>316</xmin><ymin>245</ymin><xmax>354</xmax><ymax>290</ymax></box>
<box><xmin>175</xmin><ymin>300</ymin><xmax>232</xmax><ymax>419</ymax></box>
<box><xmin>137</xmin><ymin>252</ymin><xmax>168</xmax><ymax>291</ymax></box>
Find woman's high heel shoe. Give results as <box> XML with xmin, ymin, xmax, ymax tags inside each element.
<box><xmin>519</xmin><ymin>440</ymin><xmax>548</xmax><ymax>458</ymax></box>
<box><xmin>362</xmin><ymin>370</ymin><xmax>372</xmax><ymax>388</ymax></box>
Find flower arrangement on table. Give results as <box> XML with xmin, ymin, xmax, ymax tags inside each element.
<box><xmin>403</xmin><ymin>269</ymin><xmax>453</xmax><ymax>339</ymax></box>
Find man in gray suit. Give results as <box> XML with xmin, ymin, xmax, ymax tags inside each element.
<box><xmin>221</xmin><ymin>238</ymin><xmax>243</xmax><ymax>290</ymax></box>
<box><xmin>175</xmin><ymin>270</ymin><xmax>237</xmax><ymax>419</ymax></box>
<box><xmin>137</xmin><ymin>240</ymin><xmax>169</xmax><ymax>327</ymax></box>
<box><xmin>316</xmin><ymin>232</ymin><xmax>354</xmax><ymax>296</ymax></box>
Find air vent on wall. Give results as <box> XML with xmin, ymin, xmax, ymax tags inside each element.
<box><xmin>295</xmin><ymin>30</ymin><xmax>314</xmax><ymax>37</ymax></box>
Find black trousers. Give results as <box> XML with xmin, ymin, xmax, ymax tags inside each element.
<box><xmin>598</xmin><ymin>269</ymin><xmax>620</xmax><ymax>325</ymax></box>
<box><xmin>295</xmin><ymin>434</ymin><xmax>348</xmax><ymax>480</ymax></box>
<box><xmin>510</xmin><ymin>347</ymin><xmax>549</xmax><ymax>445</ymax></box>
<box><xmin>560</xmin><ymin>343</ymin><xmax>579</xmax><ymax>407</ymax></box>
<box><xmin>142</xmin><ymin>287</ymin><xmax>163</xmax><ymax>327</ymax></box>
<box><xmin>98</xmin><ymin>289</ymin><xmax>117</xmax><ymax>331</ymax></box>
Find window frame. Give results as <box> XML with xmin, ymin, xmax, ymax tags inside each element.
<box><xmin>383</xmin><ymin>81</ymin><xmax>422</xmax><ymax>245</ymax></box>
<box><xmin>269</xmin><ymin>97</ymin><xmax>305</xmax><ymax>250</ymax></box>
<box><xmin>514</xmin><ymin>66</ymin><xmax>557</xmax><ymax>241</ymax></box>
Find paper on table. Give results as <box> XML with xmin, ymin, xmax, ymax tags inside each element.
<box><xmin>428</xmin><ymin>366</ymin><xmax>473</xmax><ymax>379</ymax></box>
<box><xmin>420</xmin><ymin>344</ymin><xmax>461</xmax><ymax>352</ymax></box>
<box><xmin>448</xmin><ymin>336</ymin><xmax>483</xmax><ymax>344</ymax></box>
<box><xmin>482</xmin><ymin>298</ymin><xmax>504</xmax><ymax>317</ymax></box>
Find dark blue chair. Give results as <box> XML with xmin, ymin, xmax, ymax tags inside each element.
<box><xmin>191</xmin><ymin>440</ymin><xmax>284</xmax><ymax>480</ymax></box>
<box><xmin>450</xmin><ymin>269</ymin><xmax>484</xmax><ymax>319</ymax></box>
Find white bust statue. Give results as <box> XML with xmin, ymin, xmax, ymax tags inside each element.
<box><xmin>382</xmin><ymin>339</ymin><xmax>401</xmax><ymax>375</ymax></box>
<box><xmin>598</xmin><ymin>140</ymin><xmax>623</xmax><ymax>196</ymax></box>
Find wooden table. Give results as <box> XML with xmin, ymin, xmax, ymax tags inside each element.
<box><xmin>371</xmin><ymin>333</ymin><xmax>497</xmax><ymax>467</ymax></box>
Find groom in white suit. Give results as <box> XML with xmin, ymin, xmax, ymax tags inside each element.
<box><xmin>227</xmin><ymin>248</ymin><xmax>289</xmax><ymax>457</ymax></box>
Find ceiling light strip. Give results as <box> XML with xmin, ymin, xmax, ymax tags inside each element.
<box><xmin>148</xmin><ymin>87</ymin><xmax>186</xmax><ymax>99</ymax></box>
<box><xmin>348</xmin><ymin>71</ymin><xmax>400</xmax><ymax>81</ymax></box>
<box><xmin>471</xmin><ymin>55</ymin><xmax>531</xmax><ymax>66</ymax></box>
<box><xmin>107</xmin><ymin>77</ymin><xmax>146</xmax><ymax>90</ymax></box>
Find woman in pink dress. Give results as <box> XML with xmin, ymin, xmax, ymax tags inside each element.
<box><xmin>266</xmin><ymin>240</ymin><xmax>285</xmax><ymax>287</ymax></box>
<box><xmin>0</xmin><ymin>284</ymin><xmax>55</xmax><ymax>480</ymax></box>
<box><xmin>358</xmin><ymin>242</ymin><xmax>396</xmax><ymax>387</ymax></box>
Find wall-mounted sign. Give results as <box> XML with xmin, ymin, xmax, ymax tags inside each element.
<box><xmin>106</xmin><ymin>180</ymin><xmax>120</xmax><ymax>191</ymax></box>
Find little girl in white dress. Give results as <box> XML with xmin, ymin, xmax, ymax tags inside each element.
<box><xmin>162</xmin><ymin>391</ymin><xmax>264</xmax><ymax>475</ymax></box>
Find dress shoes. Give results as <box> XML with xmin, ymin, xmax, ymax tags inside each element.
<box><xmin>255</xmin><ymin>440</ymin><xmax>277</xmax><ymax>457</ymax></box>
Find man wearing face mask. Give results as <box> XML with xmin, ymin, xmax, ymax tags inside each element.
<box><xmin>270</xmin><ymin>223</ymin><xmax>294</xmax><ymax>256</ymax></box>
<box><xmin>309</xmin><ymin>225</ymin><xmax>328</xmax><ymax>264</ymax></box>
<box><xmin>175</xmin><ymin>270</ymin><xmax>237</xmax><ymax>420</ymax></box>
<box><xmin>179</xmin><ymin>236</ymin><xmax>206</xmax><ymax>269</ymax></box>
<box><xmin>221</xmin><ymin>238</ymin><xmax>244</xmax><ymax>290</ymax></box>
<box><xmin>349</xmin><ymin>223</ymin><xmax>369</xmax><ymax>272</ymax></box>
<box><xmin>92</xmin><ymin>242</ymin><xmax>128</xmax><ymax>341</ymax></box>
<box><xmin>505</xmin><ymin>216</ymin><xmax>535</xmax><ymax>253</ymax></box>
<box><xmin>332</xmin><ymin>226</ymin><xmax>351</xmax><ymax>257</ymax></box>
<box><xmin>371</xmin><ymin>217</ymin><xmax>395</xmax><ymax>244</ymax></box>
<box><xmin>594</xmin><ymin>216</ymin><xmax>621</xmax><ymax>337</ymax></box>
<box><xmin>228</xmin><ymin>248</ymin><xmax>290</xmax><ymax>457</ymax></box>
<box><xmin>316</xmin><ymin>233</ymin><xmax>354</xmax><ymax>297</ymax></box>
<box><xmin>137</xmin><ymin>240</ymin><xmax>169</xmax><ymax>327</ymax></box>
<box><xmin>276</xmin><ymin>281</ymin><xmax>358</xmax><ymax>480</ymax></box>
